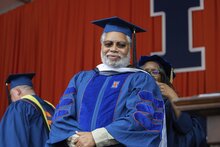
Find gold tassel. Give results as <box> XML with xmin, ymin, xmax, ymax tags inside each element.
<box><xmin>170</xmin><ymin>68</ymin><xmax>174</xmax><ymax>83</ymax></box>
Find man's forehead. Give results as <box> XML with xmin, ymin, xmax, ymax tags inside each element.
<box><xmin>105</xmin><ymin>32</ymin><xmax>128</xmax><ymax>40</ymax></box>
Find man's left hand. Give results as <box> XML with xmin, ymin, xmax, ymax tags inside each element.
<box><xmin>74</xmin><ymin>131</ymin><xmax>96</xmax><ymax>147</ymax></box>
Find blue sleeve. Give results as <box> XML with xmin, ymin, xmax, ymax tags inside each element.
<box><xmin>105</xmin><ymin>72</ymin><xmax>164</xmax><ymax>147</ymax></box>
<box><xmin>172</xmin><ymin>106</ymin><xmax>193</xmax><ymax>133</ymax></box>
<box><xmin>46</xmin><ymin>72</ymin><xmax>83</xmax><ymax>145</ymax></box>
<box><xmin>166</xmin><ymin>101</ymin><xmax>207</xmax><ymax>147</ymax></box>
<box><xmin>0</xmin><ymin>100</ymin><xmax>49</xmax><ymax>147</ymax></box>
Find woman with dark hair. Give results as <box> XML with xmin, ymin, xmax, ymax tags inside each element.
<box><xmin>138</xmin><ymin>55</ymin><xmax>207</xmax><ymax>147</ymax></box>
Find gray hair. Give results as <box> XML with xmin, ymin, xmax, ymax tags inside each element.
<box><xmin>16</xmin><ymin>85</ymin><xmax>36</xmax><ymax>95</ymax></box>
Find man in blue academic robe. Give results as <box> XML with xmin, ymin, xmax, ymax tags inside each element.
<box><xmin>0</xmin><ymin>73</ymin><xmax>54</xmax><ymax>147</ymax></box>
<box><xmin>47</xmin><ymin>17</ymin><xmax>165</xmax><ymax>147</ymax></box>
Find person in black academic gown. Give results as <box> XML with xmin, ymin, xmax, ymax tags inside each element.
<box><xmin>138</xmin><ymin>55</ymin><xmax>207</xmax><ymax>147</ymax></box>
<box><xmin>0</xmin><ymin>73</ymin><xmax>54</xmax><ymax>147</ymax></box>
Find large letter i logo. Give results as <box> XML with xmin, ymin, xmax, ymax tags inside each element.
<box><xmin>150</xmin><ymin>0</ymin><xmax>205</xmax><ymax>72</ymax></box>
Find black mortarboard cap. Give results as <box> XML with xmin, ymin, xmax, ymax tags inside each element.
<box><xmin>138</xmin><ymin>55</ymin><xmax>176</xmax><ymax>82</ymax></box>
<box><xmin>5</xmin><ymin>73</ymin><xmax>35</xmax><ymax>90</ymax></box>
<box><xmin>5</xmin><ymin>72</ymin><xmax>35</xmax><ymax>105</ymax></box>
<box><xmin>92</xmin><ymin>16</ymin><xmax>146</xmax><ymax>67</ymax></box>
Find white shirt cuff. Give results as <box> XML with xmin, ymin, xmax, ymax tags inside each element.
<box><xmin>92</xmin><ymin>128</ymin><xmax>119</xmax><ymax>147</ymax></box>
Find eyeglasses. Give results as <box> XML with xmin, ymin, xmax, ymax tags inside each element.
<box><xmin>103</xmin><ymin>40</ymin><xmax>128</xmax><ymax>49</ymax></box>
<box><xmin>145</xmin><ymin>69</ymin><xmax>160</xmax><ymax>76</ymax></box>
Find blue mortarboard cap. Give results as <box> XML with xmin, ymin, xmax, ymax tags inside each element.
<box><xmin>92</xmin><ymin>16</ymin><xmax>146</xmax><ymax>39</ymax></box>
<box><xmin>5</xmin><ymin>73</ymin><xmax>35</xmax><ymax>90</ymax></box>
<box><xmin>138</xmin><ymin>55</ymin><xmax>176</xmax><ymax>80</ymax></box>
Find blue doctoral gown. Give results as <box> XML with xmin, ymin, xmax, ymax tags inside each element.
<box><xmin>47</xmin><ymin>69</ymin><xmax>164</xmax><ymax>147</ymax></box>
<box><xmin>165</xmin><ymin>99</ymin><xmax>207</xmax><ymax>147</ymax></box>
<box><xmin>0</xmin><ymin>95</ymin><xmax>54</xmax><ymax>147</ymax></box>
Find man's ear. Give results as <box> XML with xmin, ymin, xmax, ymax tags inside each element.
<box><xmin>14</xmin><ymin>88</ymin><xmax>22</xmax><ymax>96</ymax></box>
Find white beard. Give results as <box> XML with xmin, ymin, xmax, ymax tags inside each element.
<box><xmin>101</xmin><ymin>50</ymin><xmax>130</xmax><ymax>68</ymax></box>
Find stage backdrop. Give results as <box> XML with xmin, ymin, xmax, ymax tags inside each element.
<box><xmin>0</xmin><ymin>0</ymin><xmax>219</xmax><ymax>118</ymax></box>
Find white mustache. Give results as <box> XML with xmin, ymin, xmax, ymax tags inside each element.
<box><xmin>106</xmin><ymin>53</ymin><xmax>123</xmax><ymax>58</ymax></box>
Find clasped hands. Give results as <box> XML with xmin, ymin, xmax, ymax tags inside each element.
<box><xmin>67</xmin><ymin>131</ymin><xmax>96</xmax><ymax>147</ymax></box>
